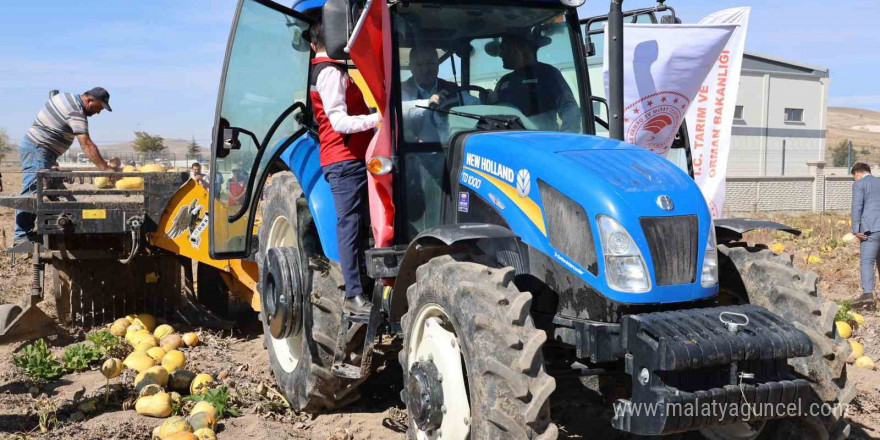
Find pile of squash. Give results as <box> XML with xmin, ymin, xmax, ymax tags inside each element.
<box><xmin>94</xmin><ymin>163</ymin><xmax>167</xmax><ymax>190</ymax></box>
<box><xmin>104</xmin><ymin>314</ymin><xmax>219</xmax><ymax>439</ymax></box>
<box><xmin>836</xmin><ymin>311</ymin><xmax>876</xmax><ymax>369</ymax></box>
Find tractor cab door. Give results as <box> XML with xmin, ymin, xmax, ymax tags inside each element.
<box><xmin>208</xmin><ymin>0</ymin><xmax>312</xmax><ymax>259</ymax></box>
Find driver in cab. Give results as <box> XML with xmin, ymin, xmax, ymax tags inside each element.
<box><xmin>401</xmin><ymin>46</ymin><xmax>479</xmax><ymax>143</ymax></box>
<box><xmin>490</xmin><ymin>33</ymin><xmax>580</xmax><ymax>133</ymax></box>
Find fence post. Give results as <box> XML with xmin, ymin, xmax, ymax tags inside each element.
<box><xmin>807</xmin><ymin>160</ymin><xmax>826</xmax><ymax>213</ymax></box>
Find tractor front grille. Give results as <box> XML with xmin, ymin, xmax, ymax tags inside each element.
<box><xmin>640</xmin><ymin>215</ymin><xmax>698</xmax><ymax>286</ymax></box>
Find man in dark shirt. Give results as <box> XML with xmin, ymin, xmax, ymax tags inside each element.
<box><xmin>492</xmin><ymin>34</ymin><xmax>580</xmax><ymax>133</ymax></box>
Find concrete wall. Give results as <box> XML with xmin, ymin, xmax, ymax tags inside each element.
<box><xmin>723</xmin><ymin>161</ymin><xmax>853</xmax><ymax>215</ymax></box>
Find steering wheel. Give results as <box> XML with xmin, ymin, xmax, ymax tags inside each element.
<box><xmin>436</xmin><ymin>85</ymin><xmax>491</xmax><ymax>112</ymax></box>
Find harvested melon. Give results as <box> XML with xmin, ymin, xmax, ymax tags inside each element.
<box><xmin>769</xmin><ymin>243</ymin><xmax>785</xmax><ymax>254</ymax></box>
<box><xmin>146</xmin><ymin>347</ymin><xmax>167</xmax><ymax>362</ymax></box>
<box><xmin>134</xmin><ymin>366</ymin><xmax>170</xmax><ymax>392</ymax></box>
<box><xmin>122</xmin><ymin>165</ymin><xmax>137</xmax><ymax>172</ymax></box>
<box><xmin>154</xmin><ymin>324</ymin><xmax>174</xmax><ymax>340</ymax></box>
<box><xmin>182</xmin><ymin>333</ymin><xmax>199</xmax><ymax>348</ymax></box>
<box><xmin>161</xmin><ymin>334</ymin><xmax>185</xmax><ymax>352</ymax></box>
<box><xmin>162</xmin><ymin>350</ymin><xmax>186</xmax><ymax>373</ymax></box>
<box><xmin>134</xmin><ymin>336</ymin><xmax>159</xmax><ymax>352</ymax></box>
<box><xmin>101</xmin><ymin>358</ymin><xmax>123</xmax><ymax>379</ymax></box>
<box><xmin>157</xmin><ymin>416</ymin><xmax>193</xmax><ymax>439</ymax></box>
<box><xmin>836</xmin><ymin>321</ymin><xmax>853</xmax><ymax>339</ymax></box>
<box><xmin>140</xmin><ymin>164</ymin><xmax>166</xmax><ymax>173</ymax></box>
<box><xmin>135</xmin><ymin>391</ymin><xmax>172</xmax><ymax>418</ymax></box>
<box><xmin>843</xmin><ymin>232</ymin><xmax>856</xmax><ymax>243</ymax></box>
<box><xmin>849</xmin><ymin>312</ymin><xmax>867</xmax><ymax>327</ymax></box>
<box><xmin>190</xmin><ymin>374</ymin><xmax>215</xmax><ymax>395</ymax></box>
<box><xmin>110</xmin><ymin>318</ymin><xmax>130</xmax><ymax>337</ymax></box>
<box><xmin>855</xmin><ymin>355</ymin><xmax>875</xmax><ymax>370</ymax></box>
<box><xmin>116</xmin><ymin>177</ymin><xmax>144</xmax><ymax>190</ymax></box>
<box><xmin>94</xmin><ymin>176</ymin><xmax>114</xmax><ymax>189</ymax></box>
<box><xmin>190</xmin><ymin>401</ymin><xmax>217</xmax><ymax>419</ymax></box>
<box><xmin>849</xmin><ymin>340</ymin><xmax>866</xmax><ymax>363</ymax></box>
<box><xmin>165</xmin><ymin>432</ymin><xmax>198</xmax><ymax>440</ymax></box>
<box><xmin>193</xmin><ymin>428</ymin><xmax>217</xmax><ymax>440</ymax></box>
<box><xmin>134</xmin><ymin>314</ymin><xmax>157</xmax><ymax>332</ymax></box>
<box><xmin>188</xmin><ymin>411</ymin><xmax>217</xmax><ymax>431</ymax></box>
<box><xmin>123</xmin><ymin>351</ymin><xmax>156</xmax><ymax>373</ymax></box>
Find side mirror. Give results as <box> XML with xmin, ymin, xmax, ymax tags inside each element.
<box><xmin>323</xmin><ymin>0</ymin><xmax>351</xmax><ymax>60</ymax></box>
<box><xmin>222</xmin><ymin>128</ymin><xmax>242</xmax><ymax>153</ymax></box>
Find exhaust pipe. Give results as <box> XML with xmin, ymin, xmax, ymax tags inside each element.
<box><xmin>608</xmin><ymin>0</ymin><xmax>624</xmax><ymax>141</ymax></box>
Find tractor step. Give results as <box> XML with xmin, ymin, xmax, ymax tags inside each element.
<box><xmin>0</xmin><ymin>300</ymin><xmax>59</xmax><ymax>345</ymax></box>
<box><xmin>330</xmin><ymin>286</ymin><xmax>385</xmax><ymax>379</ymax></box>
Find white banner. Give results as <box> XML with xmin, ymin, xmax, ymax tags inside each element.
<box><xmin>684</xmin><ymin>7</ymin><xmax>751</xmax><ymax>218</ymax></box>
<box><xmin>604</xmin><ymin>23</ymin><xmax>735</xmax><ymax>156</ymax></box>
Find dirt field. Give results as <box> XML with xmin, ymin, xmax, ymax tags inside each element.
<box><xmin>2</xmin><ymin>164</ymin><xmax>880</xmax><ymax>439</ymax></box>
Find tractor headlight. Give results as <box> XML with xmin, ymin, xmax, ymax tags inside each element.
<box><xmin>597</xmin><ymin>215</ymin><xmax>650</xmax><ymax>293</ymax></box>
<box><xmin>701</xmin><ymin>221</ymin><xmax>718</xmax><ymax>287</ymax></box>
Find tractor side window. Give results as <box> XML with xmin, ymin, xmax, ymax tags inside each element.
<box><xmin>583</xmin><ymin>11</ymin><xmax>656</xmax><ymax>136</ymax></box>
<box><xmin>209</xmin><ymin>0</ymin><xmax>312</xmax><ymax>257</ymax></box>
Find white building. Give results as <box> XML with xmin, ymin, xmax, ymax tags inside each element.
<box><xmin>726</xmin><ymin>51</ymin><xmax>830</xmax><ymax>176</ymax></box>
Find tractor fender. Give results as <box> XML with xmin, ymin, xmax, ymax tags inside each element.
<box><xmin>277</xmin><ymin>133</ymin><xmax>341</xmax><ymax>262</ymax></box>
<box><xmin>714</xmin><ymin>217</ymin><xmax>801</xmax><ymax>244</ymax></box>
<box><xmin>389</xmin><ymin>223</ymin><xmax>526</xmax><ymax>321</ymax></box>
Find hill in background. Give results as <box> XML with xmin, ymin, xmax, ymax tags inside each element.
<box><xmin>826</xmin><ymin>107</ymin><xmax>880</xmax><ymax>166</ymax></box>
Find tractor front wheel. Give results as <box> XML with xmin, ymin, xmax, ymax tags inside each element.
<box><xmin>400</xmin><ymin>255</ymin><xmax>557</xmax><ymax>440</ymax></box>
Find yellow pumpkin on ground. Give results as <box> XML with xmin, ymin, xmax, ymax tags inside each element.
<box><xmin>154</xmin><ymin>324</ymin><xmax>175</xmax><ymax>340</ymax></box>
<box><xmin>190</xmin><ymin>374</ymin><xmax>215</xmax><ymax>395</ymax></box>
<box><xmin>161</xmin><ymin>334</ymin><xmax>185</xmax><ymax>352</ymax></box>
<box><xmin>123</xmin><ymin>351</ymin><xmax>156</xmax><ymax>373</ymax></box>
<box><xmin>848</xmin><ymin>340</ymin><xmax>866</xmax><ymax>363</ymax></box>
<box><xmin>187</xmin><ymin>411</ymin><xmax>217</xmax><ymax>431</ymax></box>
<box><xmin>116</xmin><ymin>177</ymin><xmax>144</xmax><ymax>190</ymax></box>
<box><xmin>134</xmin><ymin>366</ymin><xmax>170</xmax><ymax>392</ymax></box>
<box><xmin>190</xmin><ymin>401</ymin><xmax>217</xmax><ymax>419</ymax></box>
<box><xmin>110</xmin><ymin>318</ymin><xmax>130</xmax><ymax>336</ymax></box>
<box><xmin>849</xmin><ymin>312</ymin><xmax>867</xmax><ymax>327</ymax></box>
<box><xmin>165</xmin><ymin>433</ymin><xmax>198</xmax><ymax>440</ymax></box>
<box><xmin>769</xmin><ymin>243</ymin><xmax>785</xmax><ymax>254</ymax></box>
<box><xmin>182</xmin><ymin>333</ymin><xmax>199</xmax><ymax>348</ymax></box>
<box><xmin>146</xmin><ymin>347</ymin><xmax>167</xmax><ymax>362</ymax></box>
<box><xmin>836</xmin><ymin>321</ymin><xmax>853</xmax><ymax>339</ymax></box>
<box><xmin>157</xmin><ymin>416</ymin><xmax>193</xmax><ymax>439</ymax></box>
<box><xmin>134</xmin><ymin>314</ymin><xmax>157</xmax><ymax>332</ymax></box>
<box><xmin>162</xmin><ymin>350</ymin><xmax>186</xmax><ymax>373</ymax></box>
<box><xmin>134</xmin><ymin>336</ymin><xmax>159</xmax><ymax>352</ymax></box>
<box><xmin>122</xmin><ymin>165</ymin><xmax>137</xmax><ymax>173</ymax></box>
<box><xmin>855</xmin><ymin>356</ymin><xmax>875</xmax><ymax>370</ymax></box>
<box><xmin>193</xmin><ymin>428</ymin><xmax>217</xmax><ymax>440</ymax></box>
<box><xmin>101</xmin><ymin>358</ymin><xmax>123</xmax><ymax>379</ymax></box>
<box><xmin>135</xmin><ymin>392</ymin><xmax>172</xmax><ymax>418</ymax></box>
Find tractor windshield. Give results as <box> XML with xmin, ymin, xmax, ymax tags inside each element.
<box><xmin>395</xmin><ymin>2</ymin><xmax>585</xmax><ymax>144</ymax></box>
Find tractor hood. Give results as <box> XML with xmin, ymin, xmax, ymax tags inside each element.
<box><xmin>456</xmin><ymin>131</ymin><xmax>717</xmax><ymax>304</ymax></box>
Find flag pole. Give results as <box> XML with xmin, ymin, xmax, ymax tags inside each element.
<box><xmin>344</xmin><ymin>0</ymin><xmax>376</xmax><ymax>54</ymax></box>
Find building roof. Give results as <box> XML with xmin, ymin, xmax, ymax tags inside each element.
<box><xmin>742</xmin><ymin>51</ymin><xmax>829</xmax><ymax>79</ymax></box>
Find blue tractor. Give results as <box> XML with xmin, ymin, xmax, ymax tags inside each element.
<box><xmin>207</xmin><ymin>0</ymin><xmax>852</xmax><ymax>438</ymax></box>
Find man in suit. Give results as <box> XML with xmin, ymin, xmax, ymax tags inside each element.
<box><xmin>401</xmin><ymin>46</ymin><xmax>479</xmax><ymax>143</ymax></box>
<box><xmin>851</xmin><ymin>162</ymin><xmax>880</xmax><ymax>310</ymax></box>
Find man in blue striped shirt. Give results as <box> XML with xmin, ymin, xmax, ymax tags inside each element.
<box><xmin>14</xmin><ymin>87</ymin><xmax>113</xmax><ymax>243</ymax></box>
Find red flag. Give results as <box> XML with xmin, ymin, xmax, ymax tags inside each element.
<box><xmin>349</xmin><ymin>0</ymin><xmax>395</xmax><ymax>248</ymax></box>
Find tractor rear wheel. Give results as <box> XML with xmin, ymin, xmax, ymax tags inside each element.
<box><xmin>257</xmin><ymin>171</ymin><xmax>365</xmax><ymax>413</ymax></box>
<box><xmin>700</xmin><ymin>244</ymin><xmax>855</xmax><ymax>440</ymax></box>
<box><xmin>399</xmin><ymin>255</ymin><xmax>557</xmax><ymax>440</ymax></box>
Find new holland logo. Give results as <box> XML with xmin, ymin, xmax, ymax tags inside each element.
<box><xmin>516</xmin><ymin>169</ymin><xmax>531</xmax><ymax>198</ymax></box>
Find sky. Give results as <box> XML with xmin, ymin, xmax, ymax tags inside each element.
<box><xmin>1</xmin><ymin>1</ymin><xmax>877</xmax><ymax>146</ymax></box>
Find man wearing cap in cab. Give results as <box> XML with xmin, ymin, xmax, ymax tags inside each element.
<box><xmin>14</xmin><ymin>87</ymin><xmax>114</xmax><ymax>245</ymax></box>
